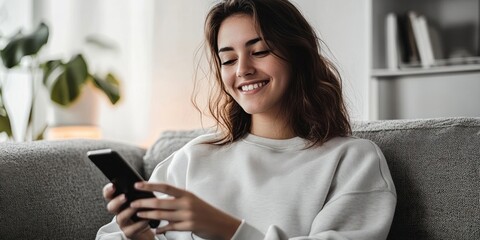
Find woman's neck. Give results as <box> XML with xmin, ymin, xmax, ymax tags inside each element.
<box><xmin>250</xmin><ymin>114</ymin><xmax>295</xmax><ymax>139</ymax></box>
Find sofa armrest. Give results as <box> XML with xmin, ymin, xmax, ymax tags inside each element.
<box><xmin>0</xmin><ymin>139</ymin><xmax>146</xmax><ymax>240</ymax></box>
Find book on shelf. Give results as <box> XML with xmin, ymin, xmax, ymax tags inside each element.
<box><xmin>411</xmin><ymin>12</ymin><xmax>435</xmax><ymax>68</ymax></box>
<box><xmin>385</xmin><ymin>13</ymin><xmax>399</xmax><ymax>70</ymax></box>
<box><xmin>402</xmin><ymin>12</ymin><xmax>420</xmax><ymax>65</ymax></box>
<box><xmin>385</xmin><ymin>11</ymin><xmax>440</xmax><ymax>69</ymax></box>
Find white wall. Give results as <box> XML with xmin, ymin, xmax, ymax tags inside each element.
<box><xmin>148</xmin><ymin>0</ymin><xmax>215</xmax><ymax>145</ymax></box>
<box><xmin>292</xmin><ymin>0</ymin><xmax>371</xmax><ymax>119</ymax></box>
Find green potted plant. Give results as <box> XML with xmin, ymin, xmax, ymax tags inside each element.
<box><xmin>0</xmin><ymin>22</ymin><xmax>121</xmax><ymax>141</ymax></box>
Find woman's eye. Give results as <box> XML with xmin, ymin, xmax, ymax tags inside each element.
<box><xmin>221</xmin><ymin>59</ymin><xmax>236</xmax><ymax>65</ymax></box>
<box><xmin>253</xmin><ymin>50</ymin><xmax>270</xmax><ymax>56</ymax></box>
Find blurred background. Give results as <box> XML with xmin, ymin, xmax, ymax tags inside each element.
<box><xmin>1</xmin><ymin>0</ymin><xmax>479</xmax><ymax>147</ymax></box>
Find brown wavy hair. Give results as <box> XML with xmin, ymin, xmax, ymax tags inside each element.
<box><xmin>199</xmin><ymin>0</ymin><xmax>351</xmax><ymax>145</ymax></box>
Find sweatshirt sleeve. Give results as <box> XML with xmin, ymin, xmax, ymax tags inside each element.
<box><xmin>231</xmin><ymin>140</ymin><xmax>397</xmax><ymax>240</ymax></box>
<box><xmin>95</xmin><ymin>217</ymin><xmax>127</xmax><ymax>240</ymax></box>
<box><xmin>95</xmin><ymin>217</ymin><xmax>167</xmax><ymax>240</ymax></box>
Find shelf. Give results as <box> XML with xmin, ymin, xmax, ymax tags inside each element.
<box><xmin>371</xmin><ymin>63</ymin><xmax>480</xmax><ymax>77</ymax></box>
<box><xmin>368</xmin><ymin>0</ymin><xmax>480</xmax><ymax>120</ymax></box>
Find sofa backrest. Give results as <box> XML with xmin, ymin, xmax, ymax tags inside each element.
<box><xmin>0</xmin><ymin>139</ymin><xmax>146</xmax><ymax>240</ymax></box>
<box><xmin>144</xmin><ymin>117</ymin><xmax>480</xmax><ymax>239</ymax></box>
<box><xmin>354</xmin><ymin>118</ymin><xmax>479</xmax><ymax>239</ymax></box>
<box><xmin>353</xmin><ymin>117</ymin><xmax>479</xmax><ymax>239</ymax></box>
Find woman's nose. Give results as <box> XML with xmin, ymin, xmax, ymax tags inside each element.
<box><xmin>236</xmin><ymin>56</ymin><xmax>255</xmax><ymax>77</ymax></box>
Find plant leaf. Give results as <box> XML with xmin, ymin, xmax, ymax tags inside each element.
<box><xmin>0</xmin><ymin>88</ymin><xmax>13</xmax><ymax>137</ymax></box>
<box><xmin>67</xmin><ymin>54</ymin><xmax>89</xmax><ymax>84</ymax></box>
<box><xmin>49</xmin><ymin>54</ymin><xmax>89</xmax><ymax>106</ymax></box>
<box><xmin>91</xmin><ymin>73</ymin><xmax>121</xmax><ymax>104</ymax></box>
<box><xmin>0</xmin><ymin>113</ymin><xmax>12</xmax><ymax>137</ymax></box>
<box><xmin>0</xmin><ymin>22</ymin><xmax>49</xmax><ymax>68</ymax></box>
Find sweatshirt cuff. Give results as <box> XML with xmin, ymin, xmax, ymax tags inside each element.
<box><xmin>231</xmin><ymin>220</ymin><xmax>264</xmax><ymax>240</ymax></box>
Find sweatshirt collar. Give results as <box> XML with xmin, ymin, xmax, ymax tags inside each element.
<box><xmin>241</xmin><ymin>133</ymin><xmax>307</xmax><ymax>151</ymax></box>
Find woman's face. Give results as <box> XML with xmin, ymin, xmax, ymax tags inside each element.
<box><xmin>217</xmin><ymin>14</ymin><xmax>291</xmax><ymax>119</ymax></box>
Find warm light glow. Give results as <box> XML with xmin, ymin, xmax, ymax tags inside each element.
<box><xmin>46</xmin><ymin>126</ymin><xmax>102</xmax><ymax>140</ymax></box>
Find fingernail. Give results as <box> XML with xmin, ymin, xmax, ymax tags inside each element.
<box><xmin>134</xmin><ymin>182</ymin><xmax>143</xmax><ymax>188</ymax></box>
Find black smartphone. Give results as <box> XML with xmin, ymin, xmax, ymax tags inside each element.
<box><xmin>87</xmin><ymin>149</ymin><xmax>160</xmax><ymax>228</ymax></box>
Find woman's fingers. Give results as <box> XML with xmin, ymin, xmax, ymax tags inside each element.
<box><xmin>113</xmin><ymin>199</ymin><xmax>155</xmax><ymax>239</ymax></box>
<box><xmin>137</xmin><ymin>209</ymin><xmax>190</xmax><ymax>222</ymax></box>
<box><xmin>103</xmin><ymin>183</ymin><xmax>116</xmax><ymax>200</ymax></box>
<box><xmin>135</xmin><ymin>182</ymin><xmax>185</xmax><ymax>198</ymax></box>
<box><xmin>131</xmin><ymin>197</ymin><xmax>180</xmax><ymax>210</ymax></box>
<box><xmin>121</xmin><ymin>219</ymin><xmax>152</xmax><ymax>239</ymax></box>
<box><xmin>106</xmin><ymin>194</ymin><xmax>127</xmax><ymax>214</ymax></box>
<box><xmin>101</xmin><ymin>183</ymin><xmax>157</xmax><ymax>239</ymax></box>
<box><xmin>155</xmin><ymin>221</ymin><xmax>194</xmax><ymax>235</ymax></box>
<box><xmin>116</xmin><ymin>206</ymin><xmax>139</xmax><ymax>226</ymax></box>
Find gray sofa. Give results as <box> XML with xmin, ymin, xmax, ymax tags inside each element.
<box><xmin>0</xmin><ymin>117</ymin><xmax>478</xmax><ymax>239</ymax></box>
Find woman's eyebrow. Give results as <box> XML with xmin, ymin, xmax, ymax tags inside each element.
<box><xmin>245</xmin><ymin>37</ymin><xmax>262</xmax><ymax>47</ymax></box>
<box><xmin>218</xmin><ymin>37</ymin><xmax>263</xmax><ymax>53</ymax></box>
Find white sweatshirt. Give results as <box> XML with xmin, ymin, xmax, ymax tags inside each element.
<box><xmin>97</xmin><ymin>133</ymin><xmax>396</xmax><ymax>240</ymax></box>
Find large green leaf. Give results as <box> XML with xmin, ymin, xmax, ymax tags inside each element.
<box><xmin>67</xmin><ymin>54</ymin><xmax>89</xmax><ymax>86</ymax></box>
<box><xmin>0</xmin><ymin>88</ymin><xmax>13</xmax><ymax>137</ymax></box>
<box><xmin>0</xmin><ymin>22</ymin><xmax>49</xmax><ymax>68</ymax></box>
<box><xmin>49</xmin><ymin>54</ymin><xmax>89</xmax><ymax>106</ymax></box>
<box><xmin>91</xmin><ymin>73</ymin><xmax>121</xmax><ymax>104</ymax></box>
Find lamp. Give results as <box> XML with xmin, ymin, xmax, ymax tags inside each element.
<box><xmin>45</xmin><ymin>125</ymin><xmax>101</xmax><ymax>140</ymax></box>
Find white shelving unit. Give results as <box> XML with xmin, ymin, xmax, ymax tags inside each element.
<box><xmin>372</xmin><ymin>63</ymin><xmax>480</xmax><ymax>78</ymax></box>
<box><xmin>369</xmin><ymin>0</ymin><xmax>480</xmax><ymax>120</ymax></box>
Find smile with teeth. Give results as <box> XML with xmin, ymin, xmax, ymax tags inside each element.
<box><xmin>240</xmin><ymin>81</ymin><xmax>269</xmax><ymax>92</ymax></box>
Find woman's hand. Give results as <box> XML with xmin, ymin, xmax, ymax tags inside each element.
<box><xmin>131</xmin><ymin>182</ymin><xmax>242</xmax><ymax>240</ymax></box>
<box><xmin>102</xmin><ymin>183</ymin><xmax>155</xmax><ymax>240</ymax></box>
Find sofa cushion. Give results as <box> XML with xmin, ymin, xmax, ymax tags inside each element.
<box><xmin>0</xmin><ymin>139</ymin><xmax>146</xmax><ymax>240</ymax></box>
<box><xmin>144</xmin><ymin>117</ymin><xmax>480</xmax><ymax>239</ymax></box>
